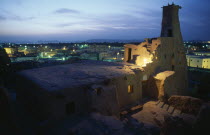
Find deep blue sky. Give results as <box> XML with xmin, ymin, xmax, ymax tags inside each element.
<box><xmin>0</xmin><ymin>0</ymin><xmax>209</xmax><ymax>42</ymax></box>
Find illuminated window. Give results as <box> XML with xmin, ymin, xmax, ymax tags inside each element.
<box><xmin>128</xmin><ymin>85</ymin><xmax>134</xmax><ymax>93</ymax></box>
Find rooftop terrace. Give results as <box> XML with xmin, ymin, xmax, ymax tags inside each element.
<box><xmin>18</xmin><ymin>60</ymin><xmax>137</xmax><ymax>91</ymax></box>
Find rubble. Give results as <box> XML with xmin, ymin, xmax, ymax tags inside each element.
<box><xmin>168</xmin><ymin>95</ymin><xmax>203</xmax><ymax>115</ymax></box>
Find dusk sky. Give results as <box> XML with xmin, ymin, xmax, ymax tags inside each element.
<box><xmin>0</xmin><ymin>0</ymin><xmax>209</xmax><ymax>42</ymax></box>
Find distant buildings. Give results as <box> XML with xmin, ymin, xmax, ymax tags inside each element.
<box><xmin>186</xmin><ymin>55</ymin><xmax>210</xmax><ymax>69</ymax></box>
<box><xmin>193</xmin><ymin>51</ymin><xmax>210</xmax><ymax>56</ymax></box>
<box><xmin>184</xmin><ymin>41</ymin><xmax>210</xmax><ymax>52</ymax></box>
<box><xmin>2</xmin><ymin>43</ymin><xmax>124</xmax><ymax>63</ymax></box>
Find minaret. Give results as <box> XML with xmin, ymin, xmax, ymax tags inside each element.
<box><xmin>160</xmin><ymin>3</ymin><xmax>183</xmax><ymax>42</ymax></box>
<box><xmin>160</xmin><ymin>3</ymin><xmax>188</xmax><ymax>95</ymax></box>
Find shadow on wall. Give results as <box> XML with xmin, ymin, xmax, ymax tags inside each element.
<box><xmin>142</xmin><ymin>77</ymin><xmax>159</xmax><ymax>99</ymax></box>
<box><xmin>130</xmin><ymin>55</ymin><xmax>139</xmax><ymax>64</ymax></box>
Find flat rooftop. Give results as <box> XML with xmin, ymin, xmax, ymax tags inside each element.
<box><xmin>18</xmin><ymin>60</ymin><xmax>136</xmax><ymax>91</ymax></box>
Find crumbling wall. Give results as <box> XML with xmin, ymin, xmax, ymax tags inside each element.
<box><xmin>135</xmin><ymin>46</ymin><xmax>153</xmax><ymax>67</ymax></box>
<box><xmin>90</xmin><ymin>83</ymin><xmax>120</xmax><ymax>116</ymax></box>
<box><xmin>59</xmin><ymin>87</ymin><xmax>90</xmax><ymax>116</ymax></box>
<box><xmin>124</xmin><ymin>39</ymin><xmax>160</xmax><ymax>67</ymax></box>
<box><xmin>16</xmin><ymin>74</ymin><xmax>90</xmax><ymax>122</ymax></box>
<box><xmin>143</xmin><ymin>37</ymin><xmax>188</xmax><ymax>97</ymax></box>
<box><xmin>153</xmin><ymin>71</ymin><xmax>175</xmax><ymax>100</ymax></box>
<box><xmin>159</xmin><ymin>37</ymin><xmax>188</xmax><ymax>95</ymax></box>
<box><xmin>150</xmin><ymin>38</ymin><xmax>161</xmax><ymax>52</ymax></box>
<box><xmin>16</xmin><ymin>74</ymin><xmax>57</xmax><ymax>122</ymax></box>
<box><xmin>142</xmin><ymin>76</ymin><xmax>159</xmax><ymax>99</ymax></box>
<box><xmin>124</xmin><ymin>3</ymin><xmax>188</xmax><ymax>99</ymax></box>
<box><xmin>124</xmin><ymin>44</ymin><xmax>138</xmax><ymax>62</ymax></box>
<box><xmin>90</xmin><ymin>73</ymin><xmax>142</xmax><ymax>116</ymax></box>
<box><xmin>141</xmin><ymin>73</ymin><xmax>176</xmax><ymax>101</ymax></box>
<box><xmin>115</xmin><ymin>74</ymin><xmax>142</xmax><ymax>109</ymax></box>
<box><xmin>164</xmin><ymin>74</ymin><xmax>177</xmax><ymax>96</ymax></box>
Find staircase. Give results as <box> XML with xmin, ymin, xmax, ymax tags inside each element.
<box><xmin>156</xmin><ymin>101</ymin><xmax>182</xmax><ymax>116</ymax></box>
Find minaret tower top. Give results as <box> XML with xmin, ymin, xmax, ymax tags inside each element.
<box><xmin>160</xmin><ymin>3</ymin><xmax>183</xmax><ymax>41</ymax></box>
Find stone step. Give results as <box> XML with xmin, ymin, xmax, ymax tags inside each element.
<box><xmin>131</xmin><ymin>105</ymin><xmax>143</xmax><ymax>112</ymax></box>
<box><xmin>156</xmin><ymin>100</ymin><xmax>161</xmax><ymax>105</ymax></box>
<box><xmin>163</xmin><ymin>104</ymin><xmax>169</xmax><ymax>111</ymax></box>
<box><xmin>120</xmin><ymin>111</ymin><xmax>128</xmax><ymax>116</ymax></box>
<box><xmin>156</xmin><ymin>101</ymin><xmax>182</xmax><ymax>116</ymax></box>
<box><xmin>167</xmin><ymin>106</ymin><xmax>175</xmax><ymax>114</ymax></box>
<box><xmin>172</xmin><ymin>109</ymin><xmax>182</xmax><ymax>116</ymax></box>
<box><xmin>157</xmin><ymin>102</ymin><xmax>165</xmax><ymax>108</ymax></box>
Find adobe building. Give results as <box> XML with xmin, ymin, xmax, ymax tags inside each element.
<box><xmin>16</xmin><ymin>60</ymin><xmax>144</xmax><ymax>121</ymax></box>
<box><xmin>16</xmin><ymin>3</ymin><xmax>188</xmax><ymax>122</ymax></box>
<box><xmin>124</xmin><ymin>3</ymin><xmax>188</xmax><ymax>99</ymax></box>
<box><xmin>186</xmin><ymin>55</ymin><xmax>210</xmax><ymax>69</ymax></box>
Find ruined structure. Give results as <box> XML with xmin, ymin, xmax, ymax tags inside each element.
<box><xmin>16</xmin><ymin>4</ymin><xmax>188</xmax><ymax>122</ymax></box>
<box><xmin>124</xmin><ymin>3</ymin><xmax>188</xmax><ymax>99</ymax></box>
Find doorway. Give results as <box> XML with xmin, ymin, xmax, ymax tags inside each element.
<box><xmin>142</xmin><ymin>77</ymin><xmax>159</xmax><ymax>99</ymax></box>
<box><xmin>127</xmin><ymin>48</ymin><xmax>132</xmax><ymax>62</ymax></box>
